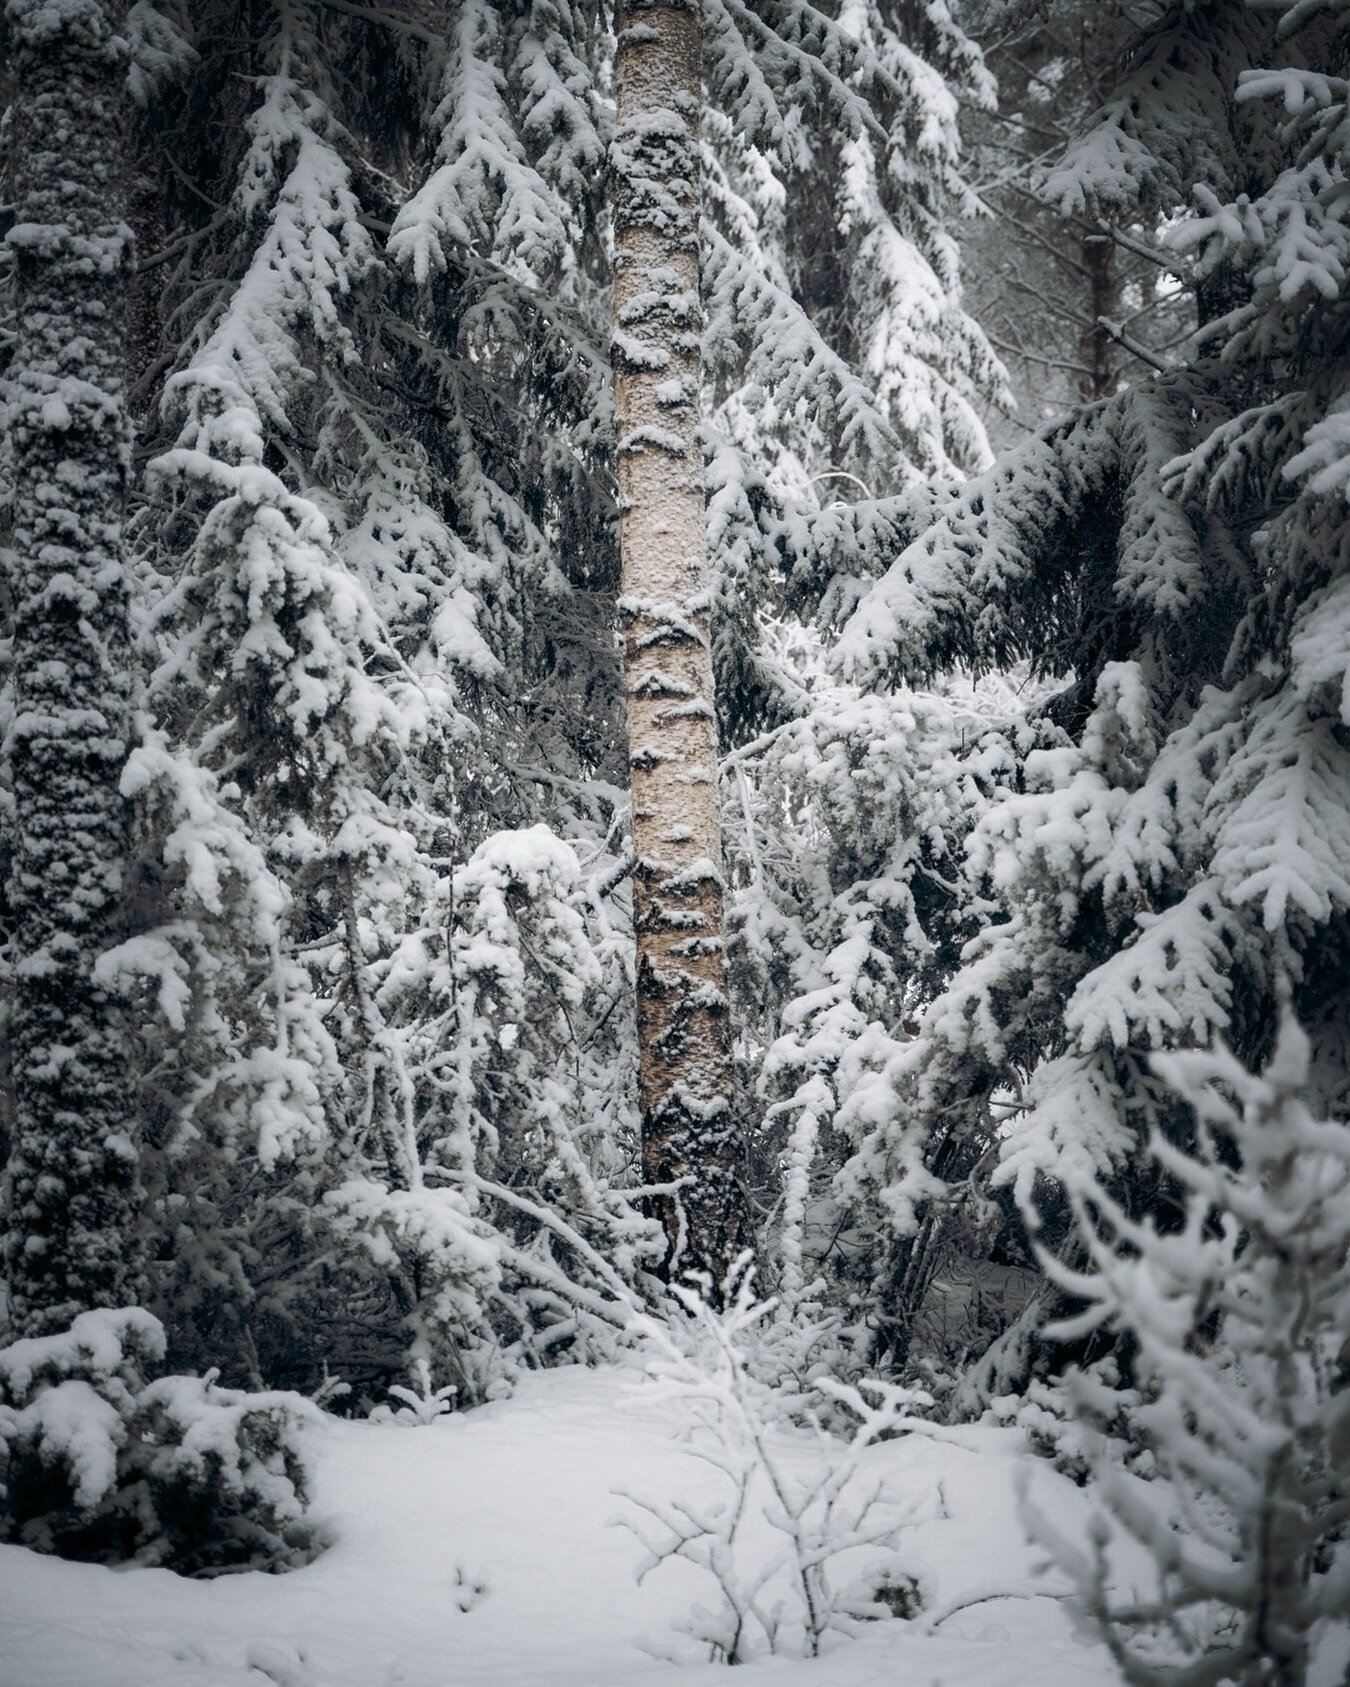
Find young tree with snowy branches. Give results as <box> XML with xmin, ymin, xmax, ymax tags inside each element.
<box><xmin>1026</xmin><ymin>1021</ymin><xmax>1350</xmax><ymax>1685</ymax></box>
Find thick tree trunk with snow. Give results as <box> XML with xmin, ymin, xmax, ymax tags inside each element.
<box><xmin>612</xmin><ymin>0</ymin><xmax>748</xmax><ymax>1293</ymax></box>
<box><xmin>4</xmin><ymin>0</ymin><xmax>142</xmax><ymax>1336</ymax></box>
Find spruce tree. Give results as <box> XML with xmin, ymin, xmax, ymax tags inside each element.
<box><xmin>705</xmin><ymin>0</ymin><xmax>1004</xmax><ymax>1333</ymax></box>
<box><xmin>827</xmin><ymin>0</ymin><xmax>1350</xmax><ymax>1388</ymax></box>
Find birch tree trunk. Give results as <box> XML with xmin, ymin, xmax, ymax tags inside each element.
<box><xmin>4</xmin><ymin>0</ymin><xmax>142</xmax><ymax>1336</ymax></box>
<box><xmin>612</xmin><ymin>0</ymin><xmax>748</xmax><ymax>1293</ymax></box>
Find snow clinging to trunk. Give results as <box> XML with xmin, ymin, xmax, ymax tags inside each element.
<box><xmin>612</xmin><ymin>0</ymin><xmax>749</xmax><ymax>1293</ymax></box>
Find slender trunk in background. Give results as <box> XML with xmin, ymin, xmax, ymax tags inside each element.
<box><xmin>1078</xmin><ymin>230</ymin><xmax>1118</xmax><ymax>402</ymax></box>
<box><xmin>126</xmin><ymin>170</ymin><xmax>165</xmax><ymax>411</ymax></box>
<box><xmin>611</xmin><ymin>0</ymin><xmax>748</xmax><ymax>1294</ymax></box>
<box><xmin>4</xmin><ymin>0</ymin><xmax>142</xmax><ymax>1336</ymax></box>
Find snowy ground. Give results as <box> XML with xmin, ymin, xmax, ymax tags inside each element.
<box><xmin>0</xmin><ymin>1363</ymin><xmax>1139</xmax><ymax>1687</ymax></box>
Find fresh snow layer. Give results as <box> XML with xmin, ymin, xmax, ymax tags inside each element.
<box><xmin>1</xmin><ymin>1363</ymin><xmax>1123</xmax><ymax>1687</ymax></box>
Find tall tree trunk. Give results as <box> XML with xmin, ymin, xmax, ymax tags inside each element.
<box><xmin>1078</xmin><ymin>229</ymin><xmax>1118</xmax><ymax>402</ymax></box>
<box><xmin>4</xmin><ymin>0</ymin><xmax>141</xmax><ymax>1336</ymax></box>
<box><xmin>126</xmin><ymin>169</ymin><xmax>165</xmax><ymax>414</ymax></box>
<box><xmin>612</xmin><ymin>0</ymin><xmax>748</xmax><ymax>1294</ymax></box>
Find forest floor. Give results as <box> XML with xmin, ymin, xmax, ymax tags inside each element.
<box><xmin>0</xmin><ymin>1361</ymin><xmax>1154</xmax><ymax>1686</ymax></box>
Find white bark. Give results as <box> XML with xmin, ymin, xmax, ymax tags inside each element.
<box><xmin>612</xmin><ymin>0</ymin><xmax>747</xmax><ymax>1291</ymax></box>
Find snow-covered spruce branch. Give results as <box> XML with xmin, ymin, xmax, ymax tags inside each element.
<box><xmin>428</xmin><ymin>1167</ymin><xmax>658</xmax><ymax>1326</ymax></box>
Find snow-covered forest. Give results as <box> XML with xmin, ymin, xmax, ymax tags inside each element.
<box><xmin>0</xmin><ymin>0</ymin><xmax>1347</xmax><ymax>1682</ymax></box>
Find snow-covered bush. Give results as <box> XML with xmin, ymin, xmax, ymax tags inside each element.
<box><xmin>326</xmin><ymin>822</ymin><xmax>655</xmax><ymax>1400</ymax></box>
<box><xmin>0</xmin><ymin>1309</ymin><xmax>320</xmax><ymax>1574</ymax></box>
<box><xmin>1023</xmin><ymin>1020</ymin><xmax>1350</xmax><ymax>1684</ymax></box>
<box><xmin>981</xmin><ymin>1358</ymin><xmax>1150</xmax><ymax>1486</ymax></box>
<box><xmin>619</xmin><ymin>1270</ymin><xmax>922</xmax><ymax>1663</ymax></box>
